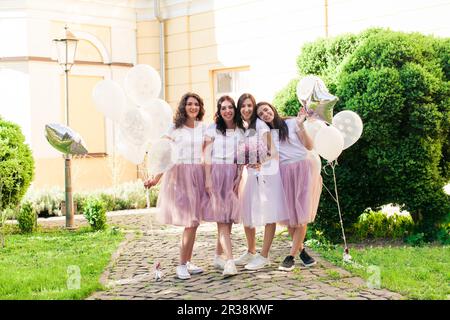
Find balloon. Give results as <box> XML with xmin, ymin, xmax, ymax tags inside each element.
<box><xmin>314</xmin><ymin>125</ymin><xmax>344</xmax><ymax>162</ymax></box>
<box><xmin>332</xmin><ymin>110</ymin><xmax>363</xmax><ymax>149</ymax></box>
<box><xmin>118</xmin><ymin>107</ymin><xmax>152</xmax><ymax>147</ymax></box>
<box><xmin>115</xmin><ymin>128</ymin><xmax>148</xmax><ymax>164</ymax></box>
<box><xmin>296</xmin><ymin>76</ymin><xmax>317</xmax><ymax>107</ymax></box>
<box><xmin>116</xmin><ymin>137</ymin><xmax>147</xmax><ymax>165</ymax></box>
<box><xmin>92</xmin><ymin>80</ymin><xmax>127</xmax><ymax>122</ymax></box>
<box><xmin>146</xmin><ymin>138</ymin><xmax>175</xmax><ymax>176</ymax></box>
<box><xmin>296</xmin><ymin>75</ymin><xmax>338</xmax><ymax>123</ymax></box>
<box><xmin>140</xmin><ymin>98</ymin><xmax>174</xmax><ymax>141</ymax></box>
<box><xmin>124</xmin><ymin>64</ymin><xmax>161</xmax><ymax>106</ymax></box>
<box><xmin>304</xmin><ymin>118</ymin><xmax>326</xmax><ymax>141</ymax></box>
<box><xmin>45</xmin><ymin>123</ymin><xmax>88</xmax><ymax>155</ymax></box>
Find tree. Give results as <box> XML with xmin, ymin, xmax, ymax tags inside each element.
<box><xmin>273</xmin><ymin>29</ymin><xmax>450</xmax><ymax>241</ymax></box>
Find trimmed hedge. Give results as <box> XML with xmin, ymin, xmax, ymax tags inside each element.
<box><xmin>274</xmin><ymin>28</ymin><xmax>450</xmax><ymax>241</ymax></box>
<box><xmin>0</xmin><ymin>117</ymin><xmax>34</xmax><ymax>212</ymax></box>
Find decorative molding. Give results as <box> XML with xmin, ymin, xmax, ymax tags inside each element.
<box><xmin>0</xmin><ymin>56</ymin><xmax>133</xmax><ymax>67</ymax></box>
<box><xmin>71</xmin><ymin>30</ymin><xmax>111</xmax><ymax>64</ymax></box>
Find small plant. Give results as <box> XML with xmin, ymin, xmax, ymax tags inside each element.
<box><xmin>404</xmin><ymin>232</ymin><xmax>425</xmax><ymax>247</ymax></box>
<box><xmin>83</xmin><ymin>197</ymin><xmax>107</xmax><ymax>231</ymax></box>
<box><xmin>17</xmin><ymin>201</ymin><xmax>37</xmax><ymax>233</ymax></box>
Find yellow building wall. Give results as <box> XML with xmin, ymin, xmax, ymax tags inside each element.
<box><xmin>61</xmin><ymin>74</ymin><xmax>106</xmax><ymax>153</ymax></box>
<box><xmin>137</xmin><ymin>11</ymin><xmax>223</xmax><ymax>122</ymax></box>
<box><xmin>30</xmin><ymin>22</ymin><xmax>139</xmax><ymax>191</ymax></box>
<box><xmin>34</xmin><ymin>155</ymin><xmax>138</xmax><ymax>192</ymax></box>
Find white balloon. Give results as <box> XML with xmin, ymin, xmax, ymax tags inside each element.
<box><xmin>146</xmin><ymin>138</ymin><xmax>175</xmax><ymax>176</ymax></box>
<box><xmin>92</xmin><ymin>80</ymin><xmax>127</xmax><ymax>121</ymax></box>
<box><xmin>124</xmin><ymin>64</ymin><xmax>161</xmax><ymax>106</ymax></box>
<box><xmin>118</xmin><ymin>107</ymin><xmax>152</xmax><ymax>147</ymax></box>
<box><xmin>304</xmin><ymin>118</ymin><xmax>326</xmax><ymax>141</ymax></box>
<box><xmin>140</xmin><ymin>99</ymin><xmax>174</xmax><ymax>142</ymax></box>
<box><xmin>314</xmin><ymin>125</ymin><xmax>344</xmax><ymax>162</ymax></box>
<box><xmin>332</xmin><ymin>110</ymin><xmax>363</xmax><ymax>149</ymax></box>
<box><xmin>116</xmin><ymin>134</ymin><xmax>147</xmax><ymax>165</ymax></box>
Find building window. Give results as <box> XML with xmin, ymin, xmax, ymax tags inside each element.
<box><xmin>213</xmin><ymin>67</ymin><xmax>250</xmax><ymax>104</ymax></box>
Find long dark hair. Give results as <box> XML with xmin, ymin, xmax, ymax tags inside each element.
<box><xmin>215</xmin><ymin>95</ymin><xmax>245</xmax><ymax>135</ymax></box>
<box><xmin>174</xmin><ymin>92</ymin><xmax>205</xmax><ymax>129</ymax></box>
<box><xmin>256</xmin><ymin>102</ymin><xmax>289</xmax><ymax>142</ymax></box>
<box><xmin>237</xmin><ymin>93</ymin><xmax>257</xmax><ymax>130</ymax></box>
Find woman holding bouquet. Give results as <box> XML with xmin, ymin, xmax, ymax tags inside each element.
<box><xmin>203</xmin><ymin>95</ymin><xmax>245</xmax><ymax>277</ymax></box>
<box><xmin>256</xmin><ymin>103</ymin><xmax>322</xmax><ymax>271</ymax></box>
<box><xmin>144</xmin><ymin>92</ymin><xmax>207</xmax><ymax>280</ymax></box>
<box><xmin>234</xmin><ymin>94</ymin><xmax>288</xmax><ymax>271</ymax></box>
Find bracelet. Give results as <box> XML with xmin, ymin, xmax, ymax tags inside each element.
<box><xmin>296</xmin><ymin>125</ymin><xmax>305</xmax><ymax>133</ymax></box>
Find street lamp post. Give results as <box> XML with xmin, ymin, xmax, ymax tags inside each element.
<box><xmin>53</xmin><ymin>26</ymin><xmax>78</xmax><ymax>230</ymax></box>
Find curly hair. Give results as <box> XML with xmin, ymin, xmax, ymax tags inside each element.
<box><xmin>237</xmin><ymin>93</ymin><xmax>257</xmax><ymax>130</ymax></box>
<box><xmin>256</xmin><ymin>102</ymin><xmax>289</xmax><ymax>142</ymax></box>
<box><xmin>215</xmin><ymin>95</ymin><xmax>245</xmax><ymax>135</ymax></box>
<box><xmin>174</xmin><ymin>92</ymin><xmax>205</xmax><ymax>129</ymax></box>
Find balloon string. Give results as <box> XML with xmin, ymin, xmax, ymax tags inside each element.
<box><xmin>330</xmin><ymin>161</ymin><xmax>349</xmax><ymax>254</ymax></box>
<box><xmin>322</xmin><ymin>181</ymin><xmax>337</xmax><ymax>203</ymax></box>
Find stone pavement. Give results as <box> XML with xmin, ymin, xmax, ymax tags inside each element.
<box><xmin>39</xmin><ymin>209</ymin><xmax>403</xmax><ymax>300</ymax></box>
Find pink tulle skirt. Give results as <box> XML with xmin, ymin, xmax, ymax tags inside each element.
<box><xmin>203</xmin><ymin>164</ymin><xmax>241</xmax><ymax>224</ymax></box>
<box><xmin>279</xmin><ymin>159</ymin><xmax>322</xmax><ymax>226</ymax></box>
<box><xmin>157</xmin><ymin>164</ymin><xmax>208</xmax><ymax>227</ymax></box>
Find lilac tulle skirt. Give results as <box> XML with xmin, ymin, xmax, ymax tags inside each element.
<box><xmin>157</xmin><ymin>164</ymin><xmax>208</xmax><ymax>227</ymax></box>
<box><xmin>203</xmin><ymin>164</ymin><xmax>241</xmax><ymax>224</ymax></box>
<box><xmin>279</xmin><ymin>158</ymin><xmax>322</xmax><ymax>226</ymax></box>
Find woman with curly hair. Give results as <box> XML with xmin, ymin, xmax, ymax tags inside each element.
<box><xmin>203</xmin><ymin>95</ymin><xmax>245</xmax><ymax>276</ymax></box>
<box><xmin>145</xmin><ymin>92</ymin><xmax>208</xmax><ymax>280</ymax></box>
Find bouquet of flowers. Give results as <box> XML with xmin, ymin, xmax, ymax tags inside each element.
<box><xmin>236</xmin><ymin>136</ymin><xmax>269</xmax><ymax>165</ymax></box>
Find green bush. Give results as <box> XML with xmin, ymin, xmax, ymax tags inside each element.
<box><xmin>0</xmin><ymin>117</ymin><xmax>34</xmax><ymax>212</ymax></box>
<box><xmin>273</xmin><ymin>28</ymin><xmax>450</xmax><ymax>241</ymax></box>
<box><xmin>83</xmin><ymin>197</ymin><xmax>107</xmax><ymax>231</ymax></box>
<box><xmin>17</xmin><ymin>201</ymin><xmax>37</xmax><ymax>233</ymax></box>
<box><xmin>351</xmin><ymin>210</ymin><xmax>414</xmax><ymax>240</ymax></box>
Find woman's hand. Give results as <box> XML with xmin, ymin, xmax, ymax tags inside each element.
<box><xmin>144</xmin><ymin>175</ymin><xmax>161</xmax><ymax>189</ymax></box>
<box><xmin>247</xmin><ymin>163</ymin><xmax>261</xmax><ymax>170</ymax></box>
<box><xmin>296</xmin><ymin>107</ymin><xmax>307</xmax><ymax>129</ymax></box>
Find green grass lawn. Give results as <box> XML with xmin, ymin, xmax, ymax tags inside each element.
<box><xmin>0</xmin><ymin>227</ymin><xmax>124</xmax><ymax>300</ymax></box>
<box><xmin>313</xmin><ymin>243</ymin><xmax>450</xmax><ymax>300</ymax></box>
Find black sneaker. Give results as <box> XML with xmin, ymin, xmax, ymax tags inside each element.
<box><xmin>278</xmin><ymin>255</ymin><xmax>295</xmax><ymax>271</ymax></box>
<box><xmin>299</xmin><ymin>248</ymin><xmax>317</xmax><ymax>267</ymax></box>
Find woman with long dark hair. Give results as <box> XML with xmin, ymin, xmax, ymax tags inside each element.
<box><xmin>234</xmin><ymin>94</ymin><xmax>288</xmax><ymax>271</ymax></box>
<box><xmin>144</xmin><ymin>92</ymin><xmax>208</xmax><ymax>280</ymax></box>
<box><xmin>256</xmin><ymin>102</ymin><xmax>322</xmax><ymax>271</ymax></box>
<box><xmin>203</xmin><ymin>95</ymin><xmax>245</xmax><ymax>276</ymax></box>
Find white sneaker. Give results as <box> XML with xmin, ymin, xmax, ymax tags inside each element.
<box><xmin>213</xmin><ymin>255</ymin><xmax>226</xmax><ymax>270</ymax></box>
<box><xmin>244</xmin><ymin>254</ymin><xmax>270</xmax><ymax>270</ymax></box>
<box><xmin>176</xmin><ymin>265</ymin><xmax>191</xmax><ymax>280</ymax></box>
<box><xmin>222</xmin><ymin>260</ymin><xmax>238</xmax><ymax>277</ymax></box>
<box><xmin>234</xmin><ymin>251</ymin><xmax>256</xmax><ymax>266</ymax></box>
<box><xmin>186</xmin><ymin>261</ymin><xmax>203</xmax><ymax>274</ymax></box>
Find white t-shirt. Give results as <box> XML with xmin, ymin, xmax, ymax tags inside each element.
<box><xmin>279</xmin><ymin>118</ymin><xmax>307</xmax><ymax>164</ymax></box>
<box><xmin>205</xmin><ymin>124</ymin><xmax>245</xmax><ymax>164</ymax></box>
<box><xmin>163</xmin><ymin>122</ymin><xmax>207</xmax><ymax>164</ymax></box>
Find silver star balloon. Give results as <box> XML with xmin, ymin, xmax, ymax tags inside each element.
<box><xmin>45</xmin><ymin>123</ymin><xmax>88</xmax><ymax>155</ymax></box>
<box><xmin>297</xmin><ymin>75</ymin><xmax>338</xmax><ymax>123</ymax></box>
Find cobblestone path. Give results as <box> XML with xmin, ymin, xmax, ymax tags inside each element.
<box><xmin>38</xmin><ymin>209</ymin><xmax>403</xmax><ymax>300</ymax></box>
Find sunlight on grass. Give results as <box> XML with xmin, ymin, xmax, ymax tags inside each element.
<box><xmin>315</xmin><ymin>245</ymin><xmax>449</xmax><ymax>300</ymax></box>
<box><xmin>0</xmin><ymin>227</ymin><xmax>124</xmax><ymax>300</ymax></box>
